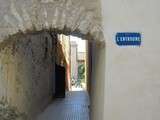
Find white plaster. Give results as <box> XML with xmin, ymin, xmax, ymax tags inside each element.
<box><xmin>101</xmin><ymin>0</ymin><xmax>160</xmax><ymax>120</ymax></box>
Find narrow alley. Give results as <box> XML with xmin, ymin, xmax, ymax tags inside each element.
<box><xmin>37</xmin><ymin>91</ymin><xmax>90</xmax><ymax>120</ymax></box>
<box><xmin>1</xmin><ymin>0</ymin><xmax>159</xmax><ymax>120</ymax></box>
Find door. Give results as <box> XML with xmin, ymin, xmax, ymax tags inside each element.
<box><xmin>55</xmin><ymin>64</ymin><xmax>66</xmax><ymax>98</ymax></box>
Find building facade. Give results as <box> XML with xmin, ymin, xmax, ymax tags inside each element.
<box><xmin>70</xmin><ymin>41</ymin><xmax>78</xmax><ymax>82</ymax></box>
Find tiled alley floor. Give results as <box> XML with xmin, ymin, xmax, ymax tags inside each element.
<box><xmin>37</xmin><ymin>91</ymin><xmax>90</xmax><ymax>120</ymax></box>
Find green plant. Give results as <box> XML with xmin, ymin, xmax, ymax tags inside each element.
<box><xmin>78</xmin><ymin>64</ymin><xmax>85</xmax><ymax>79</ymax></box>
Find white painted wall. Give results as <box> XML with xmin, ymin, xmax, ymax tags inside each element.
<box><xmin>101</xmin><ymin>0</ymin><xmax>160</xmax><ymax>120</ymax></box>
<box><xmin>90</xmin><ymin>42</ymin><xmax>106</xmax><ymax>120</ymax></box>
<box><xmin>70</xmin><ymin>41</ymin><xmax>78</xmax><ymax>80</ymax></box>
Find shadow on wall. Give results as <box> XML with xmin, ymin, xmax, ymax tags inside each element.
<box><xmin>0</xmin><ymin>28</ymin><xmax>105</xmax><ymax>120</ymax></box>
<box><xmin>0</xmin><ymin>31</ymin><xmax>55</xmax><ymax>120</ymax></box>
<box><xmin>90</xmin><ymin>40</ymin><xmax>106</xmax><ymax>120</ymax></box>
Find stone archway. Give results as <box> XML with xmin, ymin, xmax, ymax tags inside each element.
<box><xmin>0</xmin><ymin>0</ymin><xmax>106</xmax><ymax>120</ymax></box>
<box><xmin>0</xmin><ymin>0</ymin><xmax>104</xmax><ymax>42</ymax></box>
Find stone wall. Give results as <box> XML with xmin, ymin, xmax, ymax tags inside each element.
<box><xmin>0</xmin><ymin>31</ymin><xmax>55</xmax><ymax>120</ymax></box>
<box><xmin>0</xmin><ymin>0</ymin><xmax>106</xmax><ymax>120</ymax></box>
<box><xmin>0</xmin><ymin>0</ymin><xmax>103</xmax><ymax>42</ymax></box>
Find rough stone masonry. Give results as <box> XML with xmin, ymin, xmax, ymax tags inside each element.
<box><xmin>0</xmin><ymin>31</ymin><xmax>55</xmax><ymax>120</ymax></box>
<box><xmin>0</xmin><ymin>0</ymin><xmax>103</xmax><ymax>42</ymax></box>
<box><xmin>0</xmin><ymin>0</ymin><xmax>104</xmax><ymax>119</ymax></box>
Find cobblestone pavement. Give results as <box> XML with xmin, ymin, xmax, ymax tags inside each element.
<box><xmin>37</xmin><ymin>91</ymin><xmax>90</xmax><ymax>120</ymax></box>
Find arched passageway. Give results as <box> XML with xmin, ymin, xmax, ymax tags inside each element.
<box><xmin>0</xmin><ymin>29</ymin><xmax>105</xmax><ymax>120</ymax></box>
<box><xmin>0</xmin><ymin>0</ymin><xmax>106</xmax><ymax>120</ymax></box>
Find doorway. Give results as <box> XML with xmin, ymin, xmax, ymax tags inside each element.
<box><xmin>37</xmin><ymin>33</ymin><xmax>91</xmax><ymax>120</ymax></box>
